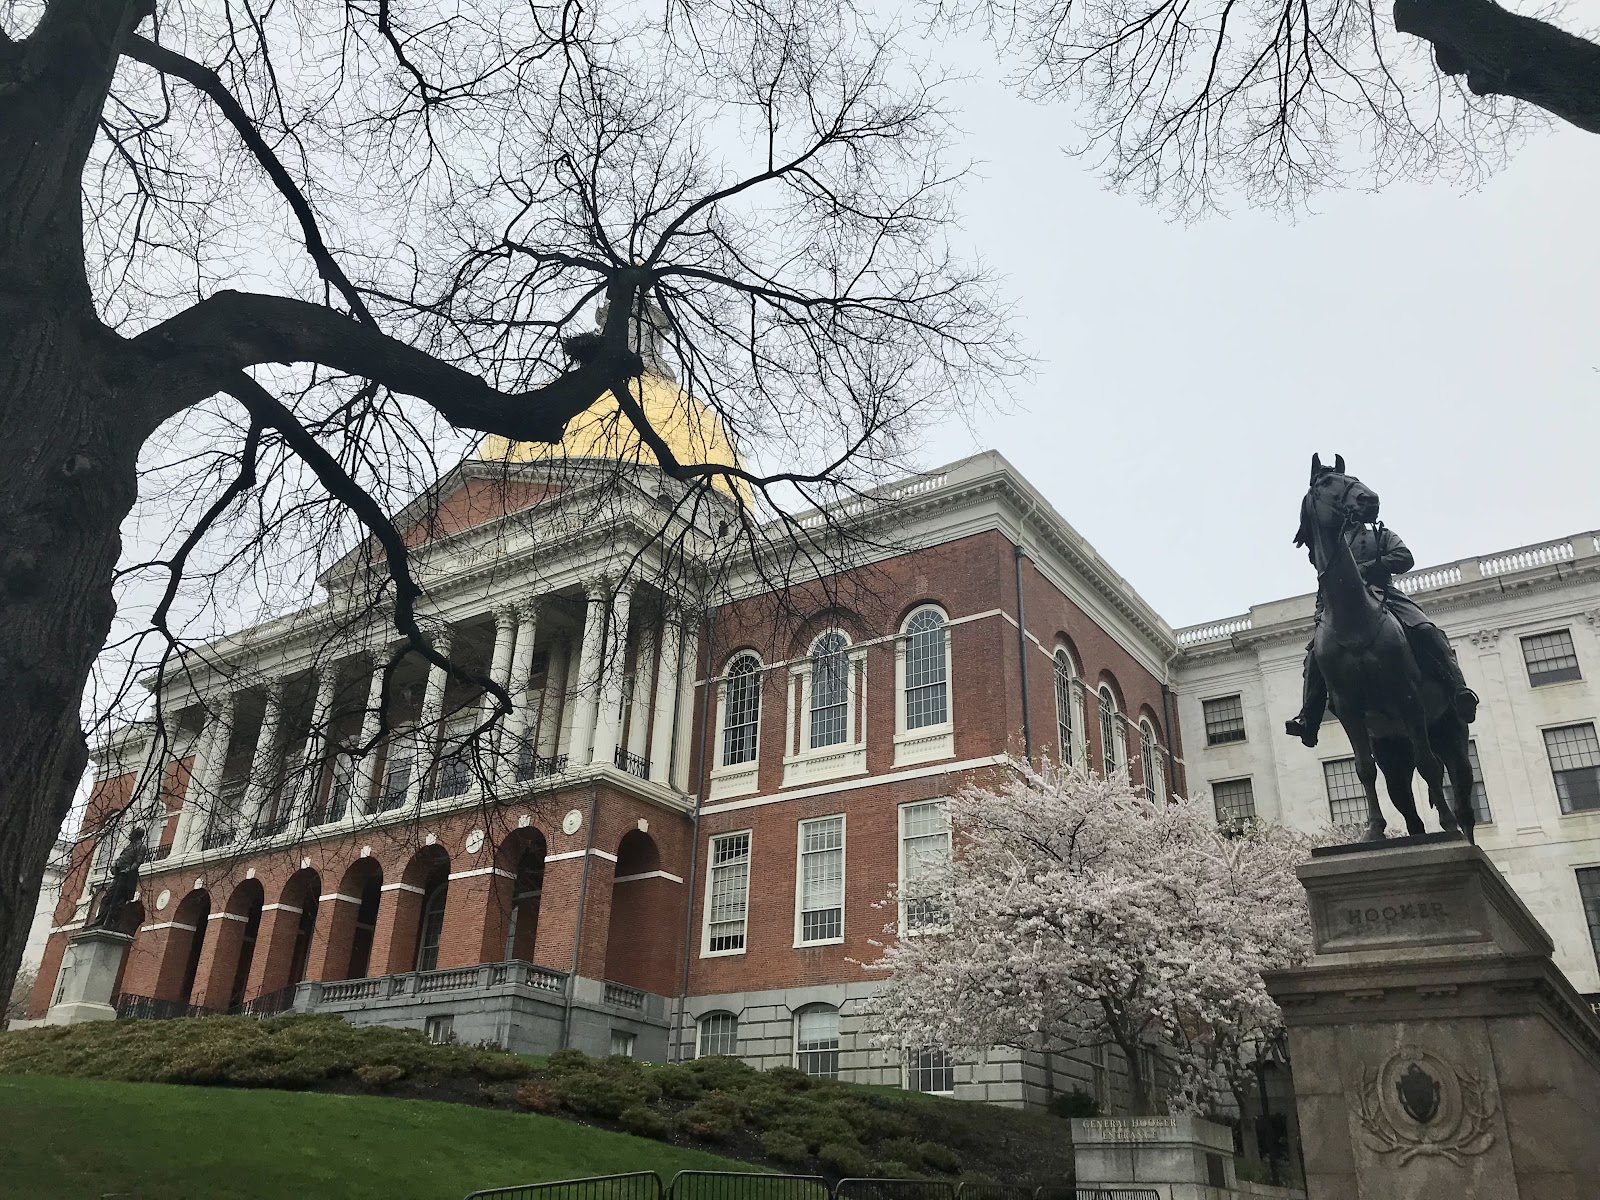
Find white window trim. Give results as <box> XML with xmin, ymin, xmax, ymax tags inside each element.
<box><xmin>1098</xmin><ymin>687</ymin><xmax>1127</xmax><ymax>776</ymax></box>
<box><xmin>792</xmin><ymin>1004</ymin><xmax>842</xmax><ymax>1078</ymax></box>
<box><xmin>700</xmin><ymin>828</ymin><xmax>753</xmax><ymax>959</ymax></box>
<box><xmin>1200</xmin><ymin>693</ymin><xmax>1249</xmax><ymax>747</ymax></box>
<box><xmin>709</xmin><ymin>653</ymin><xmax>763</xmax><ymax>801</ymax></box>
<box><xmin>894</xmin><ymin>606</ymin><xmax>955</xmax><ymax>767</ymax></box>
<box><xmin>898</xmin><ymin>798</ymin><xmax>952</xmax><ymax>936</ymax></box>
<box><xmin>1520</xmin><ymin>627</ymin><xmax>1585</xmax><ymax>687</ymax></box>
<box><xmin>1052</xmin><ymin>649</ymin><xmax>1083</xmax><ymax>770</ymax></box>
<box><xmin>793</xmin><ymin>813</ymin><xmax>846</xmax><ymax>948</ymax></box>
<box><xmin>905</xmin><ymin>1047</ymin><xmax>957</xmax><ymax>1096</ymax></box>
<box><xmin>1138</xmin><ymin>718</ymin><xmax>1164</xmax><ymax>802</ymax></box>
<box><xmin>696</xmin><ymin>1011</ymin><xmax>740</xmax><ymax>1058</ymax></box>
<box><xmin>783</xmin><ymin>632</ymin><xmax>868</xmax><ymax>786</ymax></box>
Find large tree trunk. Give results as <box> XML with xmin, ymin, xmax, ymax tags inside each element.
<box><xmin>1</xmin><ymin>0</ymin><xmax>148</xmax><ymax>1003</ymax></box>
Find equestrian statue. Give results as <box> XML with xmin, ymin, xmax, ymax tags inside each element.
<box><xmin>1288</xmin><ymin>454</ymin><xmax>1480</xmax><ymax>842</ymax></box>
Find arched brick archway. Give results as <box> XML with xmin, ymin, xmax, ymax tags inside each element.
<box><xmin>375</xmin><ymin>846</ymin><xmax>451</xmax><ymax>976</ymax></box>
<box><xmin>604</xmin><ymin>830</ymin><xmax>675</xmax><ymax>995</ymax></box>
<box><xmin>490</xmin><ymin>826</ymin><xmax>548</xmax><ymax>965</ymax></box>
<box><xmin>155</xmin><ymin>888</ymin><xmax>211</xmax><ymax>1004</ymax></box>
<box><xmin>243</xmin><ymin>868</ymin><xmax>322</xmax><ymax>1003</ymax></box>
<box><xmin>192</xmin><ymin>879</ymin><xmax>264</xmax><ymax>1011</ymax></box>
<box><xmin>305</xmin><ymin>858</ymin><xmax>382</xmax><ymax>982</ymax></box>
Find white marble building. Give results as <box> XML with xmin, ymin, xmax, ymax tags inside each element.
<box><xmin>1172</xmin><ymin>531</ymin><xmax>1600</xmax><ymax>992</ymax></box>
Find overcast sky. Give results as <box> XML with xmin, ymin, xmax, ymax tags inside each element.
<box><xmin>909</xmin><ymin>67</ymin><xmax>1600</xmax><ymax>630</ymax></box>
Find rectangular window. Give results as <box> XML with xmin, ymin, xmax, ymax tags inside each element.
<box><xmin>1523</xmin><ymin>630</ymin><xmax>1582</xmax><ymax>686</ymax></box>
<box><xmin>797</xmin><ymin>816</ymin><xmax>845</xmax><ymax>944</ymax></box>
<box><xmin>908</xmin><ymin>1047</ymin><xmax>955</xmax><ymax>1094</ymax></box>
<box><xmin>900</xmin><ymin>800</ymin><xmax>952</xmax><ymax>933</ymax></box>
<box><xmin>1212</xmin><ymin>778</ymin><xmax>1256</xmax><ymax>827</ymax></box>
<box><xmin>1545</xmin><ymin>723</ymin><xmax>1600</xmax><ymax>814</ymax></box>
<box><xmin>1578</xmin><ymin>868</ymin><xmax>1600</xmax><ymax>969</ymax></box>
<box><xmin>1202</xmin><ymin>694</ymin><xmax>1247</xmax><ymax>745</ymax></box>
<box><xmin>795</xmin><ymin>1007</ymin><xmax>840</xmax><ymax>1079</ymax></box>
<box><xmin>1439</xmin><ymin>739</ymin><xmax>1492</xmax><ymax>824</ymax></box>
<box><xmin>609</xmin><ymin>1029</ymin><xmax>637</xmax><ymax>1058</ymax></box>
<box><xmin>432</xmin><ymin>711</ymin><xmax>477</xmax><ymax>801</ymax></box>
<box><xmin>705</xmin><ymin>832</ymin><xmax>752</xmax><ymax>954</ymax></box>
<box><xmin>1324</xmin><ymin>757</ymin><xmax>1367</xmax><ymax>827</ymax></box>
<box><xmin>424</xmin><ymin>1014</ymin><xmax>454</xmax><ymax>1045</ymax></box>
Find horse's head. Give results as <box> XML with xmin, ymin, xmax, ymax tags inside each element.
<box><xmin>1295</xmin><ymin>453</ymin><xmax>1380</xmax><ymax>551</ymax></box>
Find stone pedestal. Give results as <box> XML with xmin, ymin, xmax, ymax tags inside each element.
<box><xmin>1265</xmin><ymin>836</ymin><xmax>1600</xmax><ymax>1199</ymax></box>
<box><xmin>44</xmin><ymin>928</ymin><xmax>131</xmax><ymax>1026</ymax></box>
<box><xmin>1071</xmin><ymin>1114</ymin><xmax>1237</xmax><ymax>1199</ymax></box>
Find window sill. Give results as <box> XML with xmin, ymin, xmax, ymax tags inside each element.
<box><xmin>699</xmin><ymin>945</ymin><xmax>748</xmax><ymax>960</ymax></box>
<box><xmin>893</xmin><ymin>726</ymin><xmax>954</xmax><ymax>768</ymax></box>
<box><xmin>794</xmin><ymin>935</ymin><xmax>845</xmax><ymax>949</ymax></box>
<box><xmin>708</xmin><ymin>762</ymin><xmax>760</xmax><ymax>801</ymax></box>
<box><xmin>783</xmin><ymin>744</ymin><xmax>867</xmax><ymax>787</ymax></box>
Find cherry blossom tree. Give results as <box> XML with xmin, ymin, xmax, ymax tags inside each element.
<box><xmin>863</xmin><ymin>761</ymin><xmax>1313</xmax><ymax>1114</ymax></box>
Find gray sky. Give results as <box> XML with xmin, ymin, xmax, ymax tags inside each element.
<box><xmin>914</xmin><ymin>72</ymin><xmax>1600</xmax><ymax>629</ymax></box>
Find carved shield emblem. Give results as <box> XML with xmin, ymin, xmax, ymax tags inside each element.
<box><xmin>1357</xmin><ymin>1046</ymin><xmax>1496</xmax><ymax>1165</ymax></box>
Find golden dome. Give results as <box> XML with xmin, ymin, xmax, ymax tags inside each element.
<box><xmin>480</xmin><ymin>372</ymin><xmax>748</xmax><ymax>501</ymax></box>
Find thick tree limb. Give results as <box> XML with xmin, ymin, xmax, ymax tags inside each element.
<box><xmin>120</xmin><ymin>33</ymin><xmax>376</xmax><ymax>324</ymax></box>
<box><xmin>131</xmin><ymin>285</ymin><xmax>645</xmax><ymax>436</ymax></box>
<box><xmin>1393</xmin><ymin>0</ymin><xmax>1600</xmax><ymax>133</ymax></box>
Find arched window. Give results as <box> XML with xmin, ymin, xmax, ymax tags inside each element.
<box><xmin>902</xmin><ymin>607</ymin><xmax>949</xmax><ymax>730</ymax></box>
<box><xmin>1139</xmin><ymin>718</ymin><xmax>1163</xmax><ymax>802</ymax></box>
<box><xmin>1098</xmin><ymin>686</ymin><xmax>1122</xmax><ymax>777</ymax></box>
<box><xmin>809</xmin><ymin>632</ymin><xmax>850</xmax><ymax>749</ymax></box>
<box><xmin>794</xmin><ymin>1004</ymin><xmax>841</xmax><ymax>1079</ymax></box>
<box><xmin>414</xmin><ymin>880</ymin><xmax>448</xmax><ymax>972</ymax></box>
<box><xmin>1053</xmin><ymin>650</ymin><xmax>1077</xmax><ymax>767</ymax></box>
<box><xmin>698</xmin><ymin>1011</ymin><xmax>740</xmax><ymax>1057</ymax></box>
<box><xmin>721</xmin><ymin>654</ymin><xmax>762</xmax><ymax>766</ymax></box>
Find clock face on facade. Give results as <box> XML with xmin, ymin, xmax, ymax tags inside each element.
<box><xmin>562</xmin><ymin>809</ymin><xmax>583</xmax><ymax>836</ymax></box>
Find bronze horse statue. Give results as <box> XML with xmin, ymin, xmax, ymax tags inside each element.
<box><xmin>1298</xmin><ymin>455</ymin><xmax>1476</xmax><ymax>842</ymax></box>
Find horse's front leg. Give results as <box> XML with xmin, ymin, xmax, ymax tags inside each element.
<box><xmin>1338</xmin><ymin>711</ymin><xmax>1386</xmax><ymax>842</ymax></box>
<box><xmin>1400</xmin><ymin>699</ymin><xmax>1455</xmax><ymax>834</ymax></box>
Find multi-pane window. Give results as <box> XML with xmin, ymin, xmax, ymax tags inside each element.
<box><xmin>1545</xmin><ymin>723</ymin><xmax>1600</xmax><ymax>814</ymax></box>
<box><xmin>609</xmin><ymin>1030</ymin><xmax>637</xmax><ymax>1058</ymax></box>
<box><xmin>706</xmin><ymin>832</ymin><xmax>752</xmax><ymax>953</ymax></box>
<box><xmin>798</xmin><ymin>816</ymin><xmax>845</xmax><ymax>943</ymax></box>
<box><xmin>908</xmin><ymin>1047</ymin><xmax>955</xmax><ymax>1094</ymax></box>
<box><xmin>900</xmin><ymin>800</ymin><xmax>951</xmax><ymax>933</ymax></box>
<box><xmin>721</xmin><ymin>654</ymin><xmax>762</xmax><ymax>766</ymax></box>
<box><xmin>432</xmin><ymin>710</ymin><xmax>476</xmax><ymax>801</ymax></box>
<box><xmin>415</xmin><ymin>882</ymin><xmax>448</xmax><ymax>972</ymax></box>
<box><xmin>904</xmin><ymin>608</ymin><xmax>950</xmax><ymax>730</ymax></box>
<box><xmin>1439</xmin><ymin>739</ymin><xmax>1492</xmax><ymax>824</ymax></box>
<box><xmin>1202</xmin><ymin>695</ymin><xmax>1247</xmax><ymax>745</ymax></box>
<box><xmin>1212</xmin><ymin>778</ymin><xmax>1257</xmax><ymax>827</ymax></box>
<box><xmin>698</xmin><ymin>1012</ymin><xmax>739</xmax><ymax>1057</ymax></box>
<box><xmin>1577</xmin><ymin>868</ymin><xmax>1600</xmax><ymax>969</ymax></box>
<box><xmin>1139</xmin><ymin>720</ymin><xmax>1163</xmax><ymax>802</ymax></box>
<box><xmin>1522</xmin><ymin>630</ymin><xmax>1582</xmax><ymax>686</ymax></box>
<box><xmin>1098</xmin><ymin>687</ymin><xmax>1121</xmax><ymax>776</ymax></box>
<box><xmin>795</xmin><ymin>1006</ymin><xmax>840</xmax><ymax>1079</ymax></box>
<box><xmin>1324</xmin><ymin>757</ymin><xmax>1367</xmax><ymax>826</ymax></box>
<box><xmin>320</xmin><ymin>751</ymin><xmax>357</xmax><ymax>825</ymax></box>
<box><xmin>1053</xmin><ymin>650</ymin><xmax>1077</xmax><ymax>766</ymax></box>
<box><xmin>377</xmin><ymin>732</ymin><xmax>418</xmax><ymax>813</ymax></box>
<box><xmin>810</xmin><ymin>632</ymin><xmax>850</xmax><ymax>749</ymax></box>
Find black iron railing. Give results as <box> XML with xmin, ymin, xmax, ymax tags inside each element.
<box><xmin>466</xmin><ymin>1173</ymin><xmax>1098</xmax><ymax>1200</ymax></box>
<box><xmin>113</xmin><ymin>993</ymin><xmax>217</xmax><ymax>1021</ymax></box>
<box><xmin>612</xmin><ymin>748</ymin><xmax>649</xmax><ymax>778</ymax></box>
<box><xmin>234</xmin><ymin>984</ymin><xmax>299</xmax><ymax>1017</ymax></box>
<box><xmin>518</xmin><ymin>749</ymin><xmax>568</xmax><ymax>782</ymax></box>
<box><xmin>668</xmin><ymin>1173</ymin><xmax>829</xmax><ymax>1200</ymax></box>
<box><xmin>466</xmin><ymin>1173</ymin><xmax>664</xmax><ymax>1200</ymax></box>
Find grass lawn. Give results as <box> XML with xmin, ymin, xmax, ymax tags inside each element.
<box><xmin>0</xmin><ymin>1073</ymin><xmax>753</xmax><ymax>1200</ymax></box>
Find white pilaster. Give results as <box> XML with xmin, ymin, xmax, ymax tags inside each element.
<box><xmin>566</xmin><ymin>582</ymin><xmax>610</xmax><ymax>766</ymax></box>
<box><xmin>243</xmin><ymin>680</ymin><xmax>286</xmax><ymax>829</ymax></box>
<box><xmin>497</xmin><ymin>601</ymin><xmax>539</xmax><ymax>785</ymax></box>
<box><xmin>671</xmin><ymin>622</ymin><xmax>702</xmax><ymax>791</ymax></box>
<box><xmin>627</xmin><ymin>623</ymin><xmax>657</xmax><ymax>765</ymax></box>
<box><xmin>648</xmin><ymin>620</ymin><xmax>683</xmax><ymax>785</ymax></box>
<box><xmin>590</xmin><ymin>583</ymin><xmax>634</xmax><ymax>771</ymax></box>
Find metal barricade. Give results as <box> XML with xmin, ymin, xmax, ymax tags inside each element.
<box><xmin>1068</xmin><ymin>1192</ymin><xmax>1162</xmax><ymax>1200</ymax></box>
<box><xmin>957</xmin><ymin>1186</ymin><xmax>1033</xmax><ymax>1200</ymax></box>
<box><xmin>667</xmin><ymin>1172</ymin><xmax>831</xmax><ymax>1200</ymax></box>
<box><xmin>465</xmin><ymin>1172</ymin><xmax>665</xmax><ymax>1200</ymax></box>
<box><xmin>833</xmin><ymin>1182</ymin><xmax>958</xmax><ymax>1200</ymax></box>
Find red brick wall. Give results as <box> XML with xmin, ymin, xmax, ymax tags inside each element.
<box><xmin>402</xmin><ymin>477</ymin><xmax>561</xmax><ymax>547</ymax></box>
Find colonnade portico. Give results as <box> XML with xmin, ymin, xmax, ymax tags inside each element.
<box><xmin>113</xmin><ymin>574</ymin><xmax>703</xmax><ymax>877</ymax></box>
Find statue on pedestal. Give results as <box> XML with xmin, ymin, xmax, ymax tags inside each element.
<box><xmin>1286</xmin><ymin>455</ymin><xmax>1479</xmax><ymax>841</ymax></box>
<box><xmin>87</xmin><ymin>826</ymin><xmax>148</xmax><ymax>931</ymax></box>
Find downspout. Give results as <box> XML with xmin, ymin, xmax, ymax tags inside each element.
<box><xmin>1013</xmin><ymin>543</ymin><xmax>1032</xmax><ymax>760</ymax></box>
<box><xmin>559</xmin><ymin>783</ymin><xmax>600</xmax><ymax>1050</ymax></box>
<box><xmin>1160</xmin><ymin>680</ymin><xmax>1182</xmax><ymax>797</ymax></box>
<box><xmin>672</xmin><ymin>605</ymin><xmax>716</xmax><ymax>1061</ymax></box>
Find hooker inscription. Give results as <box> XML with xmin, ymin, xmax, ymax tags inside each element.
<box><xmin>1312</xmin><ymin>884</ymin><xmax>1481</xmax><ymax>952</ymax></box>
<box><xmin>1356</xmin><ymin>1046</ymin><xmax>1496</xmax><ymax>1166</ymax></box>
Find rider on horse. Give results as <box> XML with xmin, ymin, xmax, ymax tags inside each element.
<box><xmin>1284</xmin><ymin>493</ymin><xmax>1478</xmax><ymax>747</ymax></box>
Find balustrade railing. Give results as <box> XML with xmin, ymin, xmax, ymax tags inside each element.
<box><xmin>613</xmin><ymin>748</ymin><xmax>649</xmax><ymax>779</ymax></box>
<box><xmin>603</xmin><ymin>981</ymin><xmax>645</xmax><ymax>1010</ymax></box>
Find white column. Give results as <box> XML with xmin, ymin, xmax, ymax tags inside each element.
<box><xmin>243</xmin><ymin>679</ymin><xmax>286</xmax><ymax>830</ymax></box>
<box><xmin>496</xmin><ymin>601</ymin><xmax>539</xmax><ymax>785</ymax></box>
<box><xmin>298</xmin><ymin>663</ymin><xmax>342</xmax><ymax>820</ymax></box>
<box><xmin>590</xmin><ymin>584</ymin><xmax>634</xmax><ymax>771</ymax></box>
<box><xmin>627</xmin><ymin>623</ymin><xmax>657</xmax><ymax>764</ymax></box>
<box><xmin>671</xmin><ymin>622</ymin><xmax>702</xmax><ymax>791</ymax></box>
<box><xmin>539</xmin><ymin>637</ymin><xmax>571</xmax><ymax>758</ymax></box>
<box><xmin>648</xmin><ymin>620</ymin><xmax>683</xmax><ymax>785</ymax></box>
<box><xmin>566</xmin><ymin>582</ymin><xmax>610</xmax><ymax>766</ymax></box>
<box><xmin>353</xmin><ymin>651</ymin><xmax>391</xmax><ymax>820</ymax></box>
<box><xmin>407</xmin><ymin>629</ymin><xmax>454</xmax><ymax>806</ymax></box>
<box><xmin>175</xmin><ymin>691</ymin><xmax>234</xmax><ymax>855</ymax></box>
